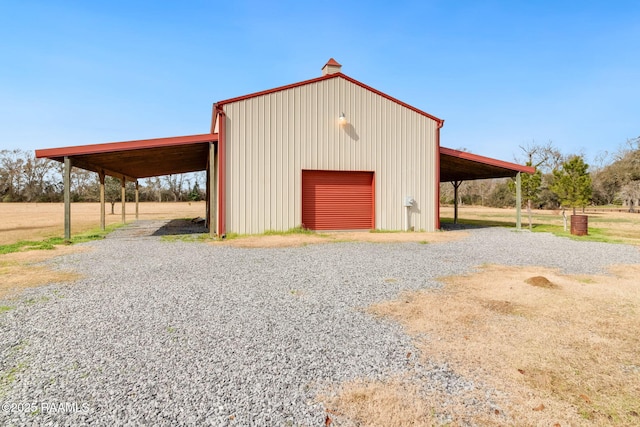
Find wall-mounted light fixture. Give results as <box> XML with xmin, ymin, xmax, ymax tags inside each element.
<box><xmin>339</xmin><ymin>112</ymin><xmax>346</xmax><ymax>125</ymax></box>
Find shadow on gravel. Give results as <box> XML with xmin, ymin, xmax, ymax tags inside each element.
<box><xmin>440</xmin><ymin>219</ymin><xmax>516</xmax><ymax>231</ymax></box>
<box><xmin>152</xmin><ymin>219</ymin><xmax>208</xmax><ymax>236</ymax></box>
<box><xmin>440</xmin><ymin>222</ymin><xmax>487</xmax><ymax>231</ymax></box>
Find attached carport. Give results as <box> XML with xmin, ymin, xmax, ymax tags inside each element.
<box><xmin>36</xmin><ymin>134</ymin><xmax>219</xmax><ymax>240</ymax></box>
<box><xmin>439</xmin><ymin>147</ymin><xmax>535</xmax><ymax>228</ymax></box>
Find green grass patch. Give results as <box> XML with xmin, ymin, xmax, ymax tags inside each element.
<box><xmin>263</xmin><ymin>226</ymin><xmax>317</xmax><ymax>236</ymax></box>
<box><xmin>369</xmin><ymin>229</ymin><xmax>402</xmax><ymax>233</ymax></box>
<box><xmin>0</xmin><ymin>223</ymin><xmax>124</xmax><ymax>255</ymax></box>
<box><xmin>530</xmin><ymin>224</ymin><xmax>625</xmax><ymax>244</ymax></box>
<box><xmin>160</xmin><ymin>234</ymin><xmax>211</xmax><ymax>243</ymax></box>
<box><xmin>24</xmin><ymin>296</ymin><xmax>51</xmax><ymax>306</ymax></box>
<box><xmin>442</xmin><ymin>216</ymin><xmax>633</xmax><ymax>244</ymax></box>
<box><xmin>221</xmin><ymin>226</ymin><xmax>327</xmax><ymax>239</ymax></box>
<box><xmin>0</xmin><ymin>362</ymin><xmax>27</xmax><ymax>391</ymax></box>
<box><xmin>0</xmin><ymin>305</ymin><xmax>14</xmax><ymax>313</ymax></box>
<box><xmin>222</xmin><ymin>232</ymin><xmax>242</xmax><ymax>240</ymax></box>
<box><xmin>0</xmin><ymin>340</ymin><xmax>29</xmax><ymax>398</ymax></box>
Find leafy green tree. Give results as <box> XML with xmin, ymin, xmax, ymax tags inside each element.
<box><xmin>105</xmin><ymin>176</ymin><xmax>122</xmax><ymax>214</ymax></box>
<box><xmin>551</xmin><ymin>156</ymin><xmax>592</xmax><ymax>215</ymax></box>
<box><xmin>189</xmin><ymin>182</ymin><xmax>202</xmax><ymax>201</ymax></box>
<box><xmin>486</xmin><ymin>181</ymin><xmax>515</xmax><ymax>207</ymax></box>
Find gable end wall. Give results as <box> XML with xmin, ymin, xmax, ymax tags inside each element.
<box><xmin>222</xmin><ymin>77</ymin><xmax>438</xmax><ymax>234</ymax></box>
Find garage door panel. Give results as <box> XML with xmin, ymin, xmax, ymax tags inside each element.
<box><xmin>302</xmin><ymin>170</ymin><xmax>374</xmax><ymax>230</ymax></box>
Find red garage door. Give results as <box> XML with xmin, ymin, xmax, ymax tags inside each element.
<box><xmin>302</xmin><ymin>170</ymin><xmax>374</xmax><ymax>230</ymax></box>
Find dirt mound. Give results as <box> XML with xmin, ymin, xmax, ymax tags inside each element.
<box><xmin>525</xmin><ymin>276</ymin><xmax>558</xmax><ymax>289</ymax></box>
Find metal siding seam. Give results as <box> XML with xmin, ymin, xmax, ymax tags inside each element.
<box><xmin>323</xmin><ymin>80</ymin><xmax>329</xmax><ymax>170</ymax></box>
<box><xmin>257</xmin><ymin>97</ymin><xmax>264</xmax><ymax>233</ymax></box>
<box><xmin>229</xmin><ymin>104</ymin><xmax>236</xmax><ymax>233</ymax></box>
<box><xmin>231</xmin><ymin>103</ymin><xmax>236</xmax><ymax>233</ymax></box>
<box><xmin>263</xmin><ymin>92</ymin><xmax>274</xmax><ymax>231</ymax></box>
<box><xmin>295</xmin><ymin>86</ymin><xmax>302</xmax><ymax>227</ymax></box>
<box><xmin>377</xmin><ymin>100</ymin><xmax>383</xmax><ymax>229</ymax></box>
<box><xmin>237</xmin><ymin>102</ymin><xmax>244</xmax><ymax>233</ymax></box>
<box><xmin>325</xmin><ymin>80</ymin><xmax>331</xmax><ymax>170</ymax></box>
<box><xmin>291</xmin><ymin>88</ymin><xmax>298</xmax><ymax>228</ymax></box>
<box><xmin>277</xmin><ymin>92</ymin><xmax>284</xmax><ymax>231</ymax></box>
<box><xmin>244</xmin><ymin>101</ymin><xmax>250</xmax><ymax>232</ymax></box>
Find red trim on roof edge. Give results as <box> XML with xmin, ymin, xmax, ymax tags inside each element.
<box><xmin>435</xmin><ymin>126</ymin><xmax>441</xmax><ymax>230</ymax></box>
<box><xmin>440</xmin><ymin>146</ymin><xmax>535</xmax><ymax>174</ymax></box>
<box><xmin>36</xmin><ymin>133</ymin><xmax>218</xmax><ymax>159</ymax></box>
<box><xmin>216</xmin><ymin>73</ymin><xmax>444</xmax><ymax>126</ymax></box>
<box><xmin>214</xmin><ymin>104</ymin><xmax>226</xmax><ymax>237</ymax></box>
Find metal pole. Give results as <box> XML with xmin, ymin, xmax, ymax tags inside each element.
<box><xmin>135</xmin><ymin>181</ymin><xmax>139</xmax><ymax>220</ymax></box>
<box><xmin>516</xmin><ymin>172</ymin><xmax>522</xmax><ymax>230</ymax></box>
<box><xmin>205</xmin><ymin>157</ymin><xmax>210</xmax><ymax>229</ymax></box>
<box><xmin>64</xmin><ymin>157</ymin><xmax>72</xmax><ymax>241</ymax></box>
<box><xmin>99</xmin><ymin>171</ymin><xmax>105</xmax><ymax>231</ymax></box>
<box><xmin>209</xmin><ymin>142</ymin><xmax>218</xmax><ymax>237</ymax></box>
<box><xmin>121</xmin><ymin>176</ymin><xmax>126</xmax><ymax>224</ymax></box>
<box><xmin>453</xmin><ymin>181</ymin><xmax>461</xmax><ymax>225</ymax></box>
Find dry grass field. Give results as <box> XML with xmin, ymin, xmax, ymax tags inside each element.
<box><xmin>325</xmin><ymin>264</ymin><xmax>640</xmax><ymax>426</ymax></box>
<box><xmin>0</xmin><ymin>201</ymin><xmax>206</xmax><ymax>245</ymax></box>
<box><xmin>2</xmin><ymin>203</ymin><xmax>640</xmax><ymax>425</ymax></box>
<box><xmin>441</xmin><ymin>205</ymin><xmax>640</xmax><ymax>245</ymax></box>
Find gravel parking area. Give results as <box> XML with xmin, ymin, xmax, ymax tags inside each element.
<box><xmin>2</xmin><ymin>226</ymin><xmax>639</xmax><ymax>425</ymax></box>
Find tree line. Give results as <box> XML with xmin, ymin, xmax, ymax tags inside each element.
<box><xmin>0</xmin><ymin>149</ymin><xmax>205</xmax><ymax>207</ymax></box>
<box><xmin>3</xmin><ymin>138</ymin><xmax>640</xmax><ymax>212</ymax></box>
<box><xmin>440</xmin><ymin>137</ymin><xmax>640</xmax><ymax>213</ymax></box>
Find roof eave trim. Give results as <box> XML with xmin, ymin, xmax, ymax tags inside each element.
<box><xmin>440</xmin><ymin>146</ymin><xmax>536</xmax><ymax>174</ymax></box>
<box><xmin>215</xmin><ymin>73</ymin><xmax>444</xmax><ymax>125</ymax></box>
<box><xmin>35</xmin><ymin>133</ymin><xmax>218</xmax><ymax>160</ymax></box>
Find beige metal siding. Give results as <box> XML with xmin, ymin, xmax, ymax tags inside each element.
<box><xmin>224</xmin><ymin>77</ymin><xmax>438</xmax><ymax>234</ymax></box>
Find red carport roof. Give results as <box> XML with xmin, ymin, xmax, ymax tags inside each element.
<box><xmin>36</xmin><ymin>135</ymin><xmax>532</xmax><ymax>182</ymax></box>
<box><xmin>440</xmin><ymin>146</ymin><xmax>535</xmax><ymax>182</ymax></box>
<box><xmin>36</xmin><ymin>133</ymin><xmax>218</xmax><ymax>179</ymax></box>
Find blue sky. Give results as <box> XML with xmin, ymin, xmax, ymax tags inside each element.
<box><xmin>1</xmin><ymin>0</ymin><xmax>639</xmax><ymax>165</ymax></box>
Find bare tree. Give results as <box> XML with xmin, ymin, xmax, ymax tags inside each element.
<box><xmin>21</xmin><ymin>152</ymin><xmax>56</xmax><ymax>202</ymax></box>
<box><xmin>518</xmin><ymin>140</ymin><xmax>563</xmax><ymax>174</ymax></box>
<box><xmin>619</xmin><ymin>180</ymin><xmax>640</xmax><ymax>212</ymax></box>
<box><xmin>164</xmin><ymin>174</ymin><xmax>185</xmax><ymax>202</ymax></box>
<box><xmin>71</xmin><ymin>169</ymin><xmax>98</xmax><ymax>202</ymax></box>
<box><xmin>0</xmin><ymin>149</ymin><xmax>25</xmax><ymax>201</ymax></box>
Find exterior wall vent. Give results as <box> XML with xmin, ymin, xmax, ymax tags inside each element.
<box><xmin>322</xmin><ymin>58</ymin><xmax>342</xmax><ymax>75</ymax></box>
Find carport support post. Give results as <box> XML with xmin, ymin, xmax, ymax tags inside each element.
<box><xmin>63</xmin><ymin>157</ymin><xmax>72</xmax><ymax>241</ymax></box>
<box><xmin>452</xmin><ymin>181</ymin><xmax>462</xmax><ymax>225</ymax></box>
<box><xmin>99</xmin><ymin>171</ymin><xmax>105</xmax><ymax>231</ymax></box>
<box><xmin>135</xmin><ymin>181</ymin><xmax>139</xmax><ymax>220</ymax></box>
<box><xmin>121</xmin><ymin>176</ymin><xmax>126</xmax><ymax>224</ymax></box>
<box><xmin>208</xmin><ymin>142</ymin><xmax>218</xmax><ymax>238</ymax></box>
<box><xmin>516</xmin><ymin>172</ymin><xmax>522</xmax><ymax>230</ymax></box>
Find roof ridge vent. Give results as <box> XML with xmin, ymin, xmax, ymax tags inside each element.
<box><xmin>322</xmin><ymin>58</ymin><xmax>342</xmax><ymax>76</ymax></box>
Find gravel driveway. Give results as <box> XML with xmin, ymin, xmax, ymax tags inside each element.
<box><xmin>2</xmin><ymin>225</ymin><xmax>639</xmax><ymax>426</ymax></box>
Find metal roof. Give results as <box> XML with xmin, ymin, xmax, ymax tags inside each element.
<box><xmin>35</xmin><ymin>71</ymin><xmax>532</xmax><ymax>183</ymax></box>
<box><xmin>36</xmin><ymin>134</ymin><xmax>217</xmax><ymax>179</ymax></box>
<box><xmin>440</xmin><ymin>147</ymin><xmax>535</xmax><ymax>181</ymax></box>
<box><xmin>214</xmin><ymin>72</ymin><xmax>445</xmax><ymax>127</ymax></box>
<box><xmin>37</xmin><ymin>135</ymin><xmax>533</xmax><ymax>183</ymax></box>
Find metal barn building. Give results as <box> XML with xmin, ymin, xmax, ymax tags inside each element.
<box><xmin>36</xmin><ymin>59</ymin><xmax>533</xmax><ymax>238</ymax></box>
